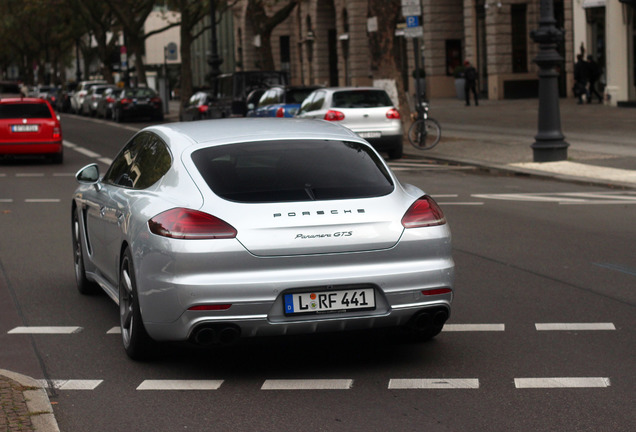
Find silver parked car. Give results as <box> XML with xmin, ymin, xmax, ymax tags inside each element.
<box><xmin>72</xmin><ymin>119</ymin><xmax>453</xmax><ymax>360</ymax></box>
<box><xmin>296</xmin><ymin>87</ymin><xmax>404</xmax><ymax>159</ymax></box>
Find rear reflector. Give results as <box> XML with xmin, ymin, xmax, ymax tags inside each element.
<box><xmin>148</xmin><ymin>208</ymin><xmax>237</xmax><ymax>239</ymax></box>
<box><xmin>188</xmin><ymin>304</ymin><xmax>232</xmax><ymax>311</ymax></box>
<box><xmin>421</xmin><ymin>288</ymin><xmax>452</xmax><ymax>296</ymax></box>
<box><xmin>401</xmin><ymin>196</ymin><xmax>446</xmax><ymax>228</ymax></box>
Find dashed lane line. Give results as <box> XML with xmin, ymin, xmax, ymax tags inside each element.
<box><xmin>8</xmin><ymin>326</ymin><xmax>83</xmax><ymax>334</ymax></box>
<box><xmin>514</xmin><ymin>377</ymin><xmax>611</xmax><ymax>389</ymax></box>
<box><xmin>261</xmin><ymin>379</ymin><xmax>353</xmax><ymax>390</ymax></box>
<box><xmin>137</xmin><ymin>380</ymin><xmax>224</xmax><ymax>391</ymax></box>
<box><xmin>389</xmin><ymin>379</ymin><xmax>480</xmax><ymax>390</ymax></box>
<box><xmin>38</xmin><ymin>380</ymin><xmax>103</xmax><ymax>390</ymax></box>
<box><xmin>535</xmin><ymin>323</ymin><xmax>616</xmax><ymax>331</ymax></box>
<box><xmin>443</xmin><ymin>324</ymin><xmax>505</xmax><ymax>332</ymax></box>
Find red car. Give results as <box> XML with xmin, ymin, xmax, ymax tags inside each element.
<box><xmin>0</xmin><ymin>98</ymin><xmax>63</xmax><ymax>163</ymax></box>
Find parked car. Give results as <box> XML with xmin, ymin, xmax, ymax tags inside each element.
<box><xmin>70</xmin><ymin>80</ymin><xmax>106</xmax><ymax>114</ymax></box>
<box><xmin>181</xmin><ymin>91</ymin><xmax>214</xmax><ymax>121</ymax></box>
<box><xmin>81</xmin><ymin>84</ymin><xmax>119</xmax><ymax>116</ymax></box>
<box><xmin>0</xmin><ymin>97</ymin><xmax>63</xmax><ymax>163</ymax></box>
<box><xmin>207</xmin><ymin>71</ymin><xmax>288</xmax><ymax>118</ymax></box>
<box><xmin>296</xmin><ymin>87</ymin><xmax>404</xmax><ymax>159</ymax></box>
<box><xmin>244</xmin><ymin>88</ymin><xmax>268</xmax><ymax>116</ymax></box>
<box><xmin>112</xmin><ymin>87</ymin><xmax>163</xmax><ymax>122</ymax></box>
<box><xmin>248</xmin><ymin>85</ymin><xmax>322</xmax><ymax>118</ymax></box>
<box><xmin>0</xmin><ymin>81</ymin><xmax>23</xmax><ymax>98</ymax></box>
<box><xmin>72</xmin><ymin>118</ymin><xmax>453</xmax><ymax>359</ymax></box>
<box><xmin>54</xmin><ymin>82</ymin><xmax>77</xmax><ymax>113</ymax></box>
<box><xmin>94</xmin><ymin>87</ymin><xmax>119</xmax><ymax>119</ymax></box>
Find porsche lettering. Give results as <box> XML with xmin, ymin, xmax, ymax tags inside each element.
<box><xmin>274</xmin><ymin>209</ymin><xmax>365</xmax><ymax>218</ymax></box>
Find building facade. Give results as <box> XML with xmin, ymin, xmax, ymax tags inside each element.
<box><xmin>192</xmin><ymin>0</ymin><xmax>634</xmax><ymax>106</ymax></box>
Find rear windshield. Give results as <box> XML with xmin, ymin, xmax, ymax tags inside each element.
<box><xmin>192</xmin><ymin>140</ymin><xmax>394</xmax><ymax>203</ymax></box>
<box><xmin>285</xmin><ymin>88</ymin><xmax>316</xmax><ymax>104</ymax></box>
<box><xmin>0</xmin><ymin>103</ymin><xmax>52</xmax><ymax>119</ymax></box>
<box><xmin>332</xmin><ymin>90</ymin><xmax>393</xmax><ymax>108</ymax></box>
<box><xmin>125</xmin><ymin>88</ymin><xmax>157</xmax><ymax>98</ymax></box>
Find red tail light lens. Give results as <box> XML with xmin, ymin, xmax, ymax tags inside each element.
<box><xmin>120</xmin><ymin>98</ymin><xmax>131</xmax><ymax>105</ymax></box>
<box><xmin>276</xmin><ymin>107</ymin><xmax>285</xmax><ymax>117</ymax></box>
<box><xmin>53</xmin><ymin>126</ymin><xmax>61</xmax><ymax>140</ymax></box>
<box><xmin>198</xmin><ymin>105</ymin><xmax>209</xmax><ymax>113</ymax></box>
<box><xmin>106</xmin><ymin>97</ymin><xmax>114</xmax><ymax>103</ymax></box>
<box><xmin>148</xmin><ymin>208</ymin><xmax>237</xmax><ymax>239</ymax></box>
<box><xmin>401</xmin><ymin>196</ymin><xmax>446</xmax><ymax>228</ymax></box>
<box><xmin>188</xmin><ymin>304</ymin><xmax>232</xmax><ymax>311</ymax></box>
<box><xmin>324</xmin><ymin>110</ymin><xmax>345</xmax><ymax>121</ymax></box>
<box><xmin>386</xmin><ymin>108</ymin><xmax>400</xmax><ymax>119</ymax></box>
<box><xmin>151</xmin><ymin>97</ymin><xmax>162</xmax><ymax>105</ymax></box>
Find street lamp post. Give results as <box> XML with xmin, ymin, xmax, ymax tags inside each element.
<box><xmin>530</xmin><ymin>0</ymin><xmax>568</xmax><ymax>162</ymax></box>
<box><xmin>207</xmin><ymin>1</ymin><xmax>223</xmax><ymax>94</ymax></box>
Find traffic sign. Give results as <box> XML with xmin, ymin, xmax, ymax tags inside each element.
<box><xmin>406</xmin><ymin>16</ymin><xmax>420</xmax><ymax>28</ymax></box>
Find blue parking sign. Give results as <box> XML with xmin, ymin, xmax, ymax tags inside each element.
<box><xmin>406</xmin><ymin>16</ymin><xmax>419</xmax><ymax>28</ymax></box>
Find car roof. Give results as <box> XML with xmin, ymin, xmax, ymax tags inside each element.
<box><xmin>0</xmin><ymin>97</ymin><xmax>48</xmax><ymax>104</ymax></box>
<box><xmin>147</xmin><ymin>118</ymin><xmax>363</xmax><ymax>151</ymax></box>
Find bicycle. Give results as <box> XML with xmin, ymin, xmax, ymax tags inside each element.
<box><xmin>407</xmin><ymin>101</ymin><xmax>442</xmax><ymax>150</ymax></box>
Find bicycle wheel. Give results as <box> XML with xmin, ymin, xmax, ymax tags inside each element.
<box><xmin>408</xmin><ymin>118</ymin><xmax>442</xmax><ymax>150</ymax></box>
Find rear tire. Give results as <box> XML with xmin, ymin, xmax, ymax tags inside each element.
<box><xmin>119</xmin><ymin>248</ymin><xmax>156</xmax><ymax>360</ymax></box>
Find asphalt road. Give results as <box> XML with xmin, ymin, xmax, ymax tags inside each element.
<box><xmin>1</xmin><ymin>114</ymin><xmax>635</xmax><ymax>431</ymax></box>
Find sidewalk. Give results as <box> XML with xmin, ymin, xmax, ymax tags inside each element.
<box><xmin>0</xmin><ymin>370</ymin><xmax>58</xmax><ymax>432</ymax></box>
<box><xmin>408</xmin><ymin>96</ymin><xmax>636</xmax><ymax>189</ymax></box>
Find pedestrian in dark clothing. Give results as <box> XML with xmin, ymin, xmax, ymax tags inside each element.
<box><xmin>573</xmin><ymin>54</ymin><xmax>591</xmax><ymax>104</ymax></box>
<box><xmin>587</xmin><ymin>55</ymin><xmax>603</xmax><ymax>103</ymax></box>
<box><xmin>463</xmin><ymin>60</ymin><xmax>478</xmax><ymax>106</ymax></box>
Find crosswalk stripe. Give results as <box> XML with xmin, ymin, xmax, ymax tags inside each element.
<box><xmin>389</xmin><ymin>379</ymin><xmax>479</xmax><ymax>389</ymax></box>
<box><xmin>514</xmin><ymin>377</ymin><xmax>610</xmax><ymax>389</ymax></box>
<box><xmin>8</xmin><ymin>326</ymin><xmax>82</xmax><ymax>334</ymax></box>
<box><xmin>262</xmin><ymin>379</ymin><xmax>353</xmax><ymax>390</ymax></box>
<box><xmin>137</xmin><ymin>380</ymin><xmax>224</xmax><ymax>391</ymax></box>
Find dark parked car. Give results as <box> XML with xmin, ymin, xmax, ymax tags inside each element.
<box><xmin>248</xmin><ymin>85</ymin><xmax>322</xmax><ymax>118</ymax></box>
<box><xmin>207</xmin><ymin>71</ymin><xmax>288</xmax><ymax>118</ymax></box>
<box><xmin>0</xmin><ymin>81</ymin><xmax>23</xmax><ymax>98</ymax></box>
<box><xmin>112</xmin><ymin>87</ymin><xmax>164</xmax><ymax>122</ymax></box>
<box><xmin>181</xmin><ymin>91</ymin><xmax>214</xmax><ymax>121</ymax></box>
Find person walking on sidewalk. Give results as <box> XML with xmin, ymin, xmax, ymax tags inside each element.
<box><xmin>587</xmin><ymin>55</ymin><xmax>603</xmax><ymax>103</ymax></box>
<box><xmin>573</xmin><ymin>54</ymin><xmax>591</xmax><ymax>104</ymax></box>
<box><xmin>464</xmin><ymin>60</ymin><xmax>478</xmax><ymax>106</ymax></box>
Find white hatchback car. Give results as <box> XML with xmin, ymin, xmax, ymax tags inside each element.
<box><xmin>296</xmin><ymin>87</ymin><xmax>404</xmax><ymax>159</ymax></box>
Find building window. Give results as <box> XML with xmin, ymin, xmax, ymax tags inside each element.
<box><xmin>445</xmin><ymin>40</ymin><xmax>462</xmax><ymax>76</ymax></box>
<box><xmin>280</xmin><ymin>36</ymin><xmax>290</xmax><ymax>75</ymax></box>
<box><xmin>511</xmin><ymin>4</ymin><xmax>528</xmax><ymax>73</ymax></box>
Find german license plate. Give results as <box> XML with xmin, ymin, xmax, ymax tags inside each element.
<box><xmin>357</xmin><ymin>131</ymin><xmax>381</xmax><ymax>139</ymax></box>
<box><xmin>284</xmin><ymin>288</ymin><xmax>375</xmax><ymax>315</ymax></box>
<box><xmin>11</xmin><ymin>125</ymin><xmax>39</xmax><ymax>132</ymax></box>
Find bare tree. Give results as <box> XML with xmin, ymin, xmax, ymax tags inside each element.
<box><xmin>107</xmin><ymin>0</ymin><xmax>180</xmax><ymax>86</ymax></box>
<box><xmin>367</xmin><ymin>0</ymin><xmax>412</xmax><ymax>124</ymax></box>
<box><xmin>246</xmin><ymin>0</ymin><xmax>299</xmax><ymax>71</ymax></box>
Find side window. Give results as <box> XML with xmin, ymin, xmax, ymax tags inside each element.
<box><xmin>298</xmin><ymin>92</ymin><xmax>316</xmax><ymax>114</ymax></box>
<box><xmin>310</xmin><ymin>91</ymin><xmax>326</xmax><ymax>111</ymax></box>
<box><xmin>103</xmin><ymin>132</ymin><xmax>172</xmax><ymax>189</ymax></box>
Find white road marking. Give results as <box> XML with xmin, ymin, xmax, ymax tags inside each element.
<box><xmin>53</xmin><ymin>173</ymin><xmax>75</xmax><ymax>177</ymax></box>
<box><xmin>16</xmin><ymin>173</ymin><xmax>44</xmax><ymax>177</ymax></box>
<box><xmin>389</xmin><ymin>379</ymin><xmax>480</xmax><ymax>390</ymax></box>
<box><xmin>443</xmin><ymin>324</ymin><xmax>505</xmax><ymax>332</ymax></box>
<box><xmin>73</xmin><ymin>147</ymin><xmax>101</xmax><ymax>158</ymax></box>
<box><xmin>261</xmin><ymin>379</ymin><xmax>353</xmax><ymax>390</ymax></box>
<box><xmin>8</xmin><ymin>326</ymin><xmax>82</xmax><ymax>334</ymax></box>
<box><xmin>535</xmin><ymin>323</ymin><xmax>616</xmax><ymax>331</ymax></box>
<box><xmin>98</xmin><ymin>157</ymin><xmax>113</xmax><ymax>165</ymax></box>
<box><xmin>106</xmin><ymin>327</ymin><xmax>121</xmax><ymax>334</ymax></box>
<box><xmin>437</xmin><ymin>202</ymin><xmax>484</xmax><ymax>206</ymax></box>
<box><xmin>514</xmin><ymin>377</ymin><xmax>611</xmax><ymax>389</ymax></box>
<box><xmin>137</xmin><ymin>380</ymin><xmax>224</xmax><ymax>391</ymax></box>
<box><xmin>24</xmin><ymin>199</ymin><xmax>61</xmax><ymax>203</ymax></box>
<box><xmin>0</xmin><ymin>199</ymin><xmax>12</xmax><ymax>203</ymax></box>
<box><xmin>431</xmin><ymin>194</ymin><xmax>459</xmax><ymax>198</ymax></box>
<box><xmin>473</xmin><ymin>191</ymin><xmax>636</xmax><ymax>205</ymax></box>
<box><xmin>39</xmin><ymin>380</ymin><xmax>103</xmax><ymax>390</ymax></box>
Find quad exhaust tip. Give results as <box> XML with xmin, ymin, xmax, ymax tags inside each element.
<box><xmin>192</xmin><ymin>324</ymin><xmax>241</xmax><ymax>346</ymax></box>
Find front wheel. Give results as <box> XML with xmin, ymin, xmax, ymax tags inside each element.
<box><xmin>120</xmin><ymin>248</ymin><xmax>156</xmax><ymax>360</ymax></box>
<box><xmin>408</xmin><ymin>118</ymin><xmax>442</xmax><ymax>150</ymax></box>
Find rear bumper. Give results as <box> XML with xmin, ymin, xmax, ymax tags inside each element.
<box><xmin>0</xmin><ymin>141</ymin><xmax>63</xmax><ymax>155</ymax></box>
<box><xmin>364</xmin><ymin>134</ymin><xmax>403</xmax><ymax>152</ymax></box>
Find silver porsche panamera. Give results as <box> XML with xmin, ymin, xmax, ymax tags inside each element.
<box><xmin>72</xmin><ymin>118</ymin><xmax>454</xmax><ymax>359</ymax></box>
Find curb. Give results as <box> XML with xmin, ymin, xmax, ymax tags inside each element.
<box><xmin>0</xmin><ymin>370</ymin><xmax>59</xmax><ymax>432</ymax></box>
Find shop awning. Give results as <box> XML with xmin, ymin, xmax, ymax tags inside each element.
<box><xmin>582</xmin><ymin>0</ymin><xmax>605</xmax><ymax>8</ymax></box>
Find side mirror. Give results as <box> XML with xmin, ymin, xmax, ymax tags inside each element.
<box><xmin>75</xmin><ymin>163</ymin><xmax>100</xmax><ymax>184</ymax></box>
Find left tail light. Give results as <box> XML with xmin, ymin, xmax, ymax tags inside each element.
<box><xmin>198</xmin><ymin>105</ymin><xmax>209</xmax><ymax>114</ymax></box>
<box><xmin>53</xmin><ymin>126</ymin><xmax>61</xmax><ymax>140</ymax></box>
<box><xmin>148</xmin><ymin>208</ymin><xmax>237</xmax><ymax>239</ymax></box>
<box><xmin>386</xmin><ymin>108</ymin><xmax>400</xmax><ymax>119</ymax></box>
<box><xmin>401</xmin><ymin>196</ymin><xmax>446</xmax><ymax>228</ymax></box>
<box><xmin>276</xmin><ymin>107</ymin><xmax>285</xmax><ymax>117</ymax></box>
